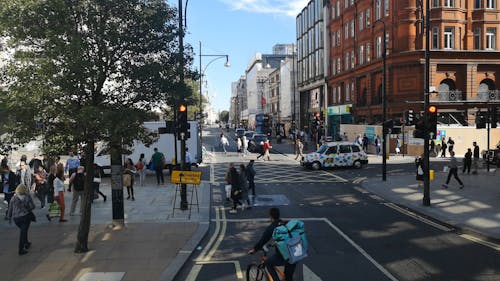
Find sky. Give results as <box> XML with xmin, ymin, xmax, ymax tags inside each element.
<box><xmin>169</xmin><ymin>0</ymin><xmax>308</xmax><ymax>113</ymax></box>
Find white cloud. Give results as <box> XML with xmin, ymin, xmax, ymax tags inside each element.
<box><xmin>219</xmin><ymin>0</ymin><xmax>309</xmax><ymax>17</ymax></box>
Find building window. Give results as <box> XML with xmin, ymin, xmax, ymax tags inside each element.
<box><xmin>474</xmin><ymin>28</ymin><xmax>481</xmax><ymax>49</ymax></box>
<box><xmin>332</xmin><ymin>87</ymin><xmax>337</xmax><ymax>103</ymax></box>
<box><xmin>350</xmin><ymin>20</ymin><xmax>355</xmax><ymax>38</ymax></box>
<box><xmin>475</xmin><ymin>0</ymin><xmax>481</xmax><ymax>8</ymax></box>
<box><xmin>345</xmin><ymin>83</ymin><xmax>350</xmax><ymax>102</ymax></box>
<box><xmin>444</xmin><ymin>0</ymin><xmax>454</xmax><ymax>7</ymax></box>
<box><xmin>359</xmin><ymin>11</ymin><xmax>364</xmax><ymax>30</ymax></box>
<box><xmin>344</xmin><ymin>24</ymin><xmax>349</xmax><ymax>39</ymax></box>
<box><xmin>433</xmin><ymin>0</ymin><xmax>440</xmax><ymax>7</ymax></box>
<box><xmin>366</xmin><ymin>9</ymin><xmax>371</xmax><ymax>27</ymax></box>
<box><xmin>385</xmin><ymin>33</ymin><xmax>389</xmax><ymax>55</ymax></box>
<box><xmin>337</xmin><ymin>86</ymin><xmax>341</xmax><ymax>103</ymax></box>
<box><xmin>345</xmin><ymin>53</ymin><xmax>349</xmax><ymax>71</ymax></box>
<box><xmin>337</xmin><ymin>58</ymin><xmax>341</xmax><ymax>73</ymax></box>
<box><xmin>432</xmin><ymin>27</ymin><xmax>440</xmax><ymax>49</ymax></box>
<box><xmin>359</xmin><ymin>45</ymin><xmax>365</xmax><ymax>65</ymax></box>
<box><xmin>344</xmin><ymin>0</ymin><xmax>349</xmax><ymax>9</ymax></box>
<box><xmin>444</xmin><ymin>27</ymin><xmax>454</xmax><ymax>49</ymax></box>
<box><xmin>337</xmin><ymin>1</ymin><xmax>340</xmax><ymax>17</ymax></box>
<box><xmin>486</xmin><ymin>0</ymin><xmax>496</xmax><ymax>9</ymax></box>
<box><xmin>366</xmin><ymin>43</ymin><xmax>371</xmax><ymax>62</ymax></box>
<box><xmin>384</xmin><ymin>0</ymin><xmax>389</xmax><ymax>16</ymax></box>
<box><xmin>376</xmin><ymin>0</ymin><xmax>381</xmax><ymax>20</ymax></box>
<box><xmin>332</xmin><ymin>2</ymin><xmax>336</xmax><ymax>19</ymax></box>
<box><xmin>486</xmin><ymin>27</ymin><xmax>496</xmax><ymax>49</ymax></box>
<box><xmin>351</xmin><ymin>50</ymin><xmax>355</xmax><ymax>69</ymax></box>
<box><xmin>376</xmin><ymin>36</ymin><xmax>382</xmax><ymax>58</ymax></box>
<box><xmin>332</xmin><ymin>59</ymin><xmax>336</xmax><ymax>75</ymax></box>
<box><xmin>337</xmin><ymin>30</ymin><xmax>341</xmax><ymax>45</ymax></box>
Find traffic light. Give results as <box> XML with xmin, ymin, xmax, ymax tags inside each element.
<box><xmin>413</xmin><ymin>114</ymin><xmax>425</xmax><ymax>139</ymax></box>
<box><xmin>491</xmin><ymin>107</ymin><xmax>498</xmax><ymax>129</ymax></box>
<box><xmin>177</xmin><ymin>104</ymin><xmax>188</xmax><ymax>133</ymax></box>
<box><xmin>405</xmin><ymin>110</ymin><xmax>415</xmax><ymax>126</ymax></box>
<box><xmin>427</xmin><ymin>105</ymin><xmax>437</xmax><ymax>139</ymax></box>
<box><xmin>476</xmin><ymin>111</ymin><xmax>486</xmax><ymax>129</ymax></box>
<box><xmin>383</xmin><ymin>119</ymin><xmax>394</xmax><ymax>135</ymax></box>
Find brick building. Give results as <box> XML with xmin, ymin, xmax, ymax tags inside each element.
<box><xmin>326</xmin><ymin>0</ymin><xmax>500</xmax><ymax>136</ymax></box>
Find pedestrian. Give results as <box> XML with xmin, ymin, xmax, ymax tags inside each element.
<box><xmin>362</xmin><ymin>134</ymin><xmax>369</xmax><ymax>152</ymax></box>
<box><xmin>295</xmin><ymin>138</ymin><xmax>304</xmax><ymax>160</ymax></box>
<box><xmin>263</xmin><ymin>139</ymin><xmax>272</xmax><ymax>161</ymax></box>
<box><xmin>69</xmin><ymin>166</ymin><xmax>85</xmax><ymax>216</ymax></box>
<box><xmin>395</xmin><ymin>136</ymin><xmax>401</xmax><ymax>155</ymax></box>
<box><xmin>342</xmin><ymin>132</ymin><xmax>348</xmax><ymax>141</ymax></box>
<box><xmin>239</xmin><ymin>164</ymin><xmax>251</xmax><ymax>209</ymax></box>
<box><xmin>415</xmin><ymin>156</ymin><xmax>424</xmax><ymax>187</ymax></box>
<box><xmin>34</xmin><ymin>165</ymin><xmax>48</xmax><ymax>208</ymax></box>
<box><xmin>53</xmin><ymin>168</ymin><xmax>67</xmax><ymax>222</ymax></box>
<box><xmin>356</xmin><ymin>135</ymin><xmax>363</xmax><ymax>147</ymax></box>
<box><xmin>220</xmin><ymin>134</ymin><xmax>229</xmax><ymax>154</ymax></box>
<box><xmin>16</xmin><ymin>161</ymin><xmax>32</xmax><ymax>191</ymax></box>
<box><xmin>229</xmin><ymin>165</ymin><xmax>242</xmax><ymax>213</ymax></box>
<box><xmin>93</xmin><ymin>164</ymin><xmax>106</xmax><ymax>202</ymax></box>
<box><xmin>463</xmin><ymin>148</ymin><xmax>472</xmax><ymax>174</ymax></box>
<box><xmin>46</xmin><ymin>165</ymin><xmax>56</xmax><ymax>204</ymax></box>
<box><xmin>374</xmin><ymin>135</ymin><xmax>381</xmax><ymax>156</ymax></box>
<box><xmin>224</xmin><ymin>163</ymin><xmax>234</xmax><ymax>202</ymax></box>
<box><xmin>472</xmin><ymin>141</ymin><xmax>480</xmax><ymax>174</ymax></box>
<box><xmin>447</xmin><ymin>137</ymin><xmax>455</xmax><ymax>153</ymax></box>
<box><xmin>442</xmin><ymin>151</ymin><xmax>464</xmax><ymax>189</ymax></box>
<box><xmin>429</xmin><ymin>139</ymin><xmax>436</xmax><ymax>157</ymax></box>
<box><xmin>2</xmin><ymin>163</ymin><xmax>18</xmax><ymax>219</ymax></box>
<box><xmin>123</xmin><ymin>158</ymin><xmax>136</xmax><ymax>201</ymax></box>
<box><xmin>185</xmin><ymin>148</ymin><xmax>192</xmax><ymax>169</ymax></box>
<box><xmin>237</xmin><ymin>137</ymin><xmax>242</xmax><ymax>156</ymax></box>
<box><xmin>65</xmin><ymin>152</ymin><xmax>80</xmax><ymax>192</ymax></box>
<box><xmin>136</xmin><ymin>153</ymin><xmax>147</xmax><ymax>186</ymax></box>
<box><xmin>440</xmin><ymin>137</ymin><xmax>447</xmax><ymax>157</ymax></box>
<box><xmin>7</xmin><ymin>183</ymin><xmax>36</xmax><ymax>255</ymax></box>
<box><xmin>242</xmin><ymin>135</ymin><xmax>249</xmax><ymax>156</ymax></box>
<box><xmin>150</xmin><ymin>148</ymin><xmax>165</xmax><ymax>185</ymax></box>
<box><xmin>246</xmin><ymin>160</ymin><xmax>256</xmax><ymax>205</ymax></box>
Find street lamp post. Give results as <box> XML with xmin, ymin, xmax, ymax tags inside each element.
<box><xmin>422</xmin><ymin>0</ymin><xmax>431</xmax><ymax>206</ymax></box>
<box><xmin>373</xmin><ymin>20</ymin><xmax>387</xmax><ymax>182</ymax></box>
<box><xmin>198</xmin><ymin>41</ymin><xmax>230</xmax><ymax>163</ymax></box>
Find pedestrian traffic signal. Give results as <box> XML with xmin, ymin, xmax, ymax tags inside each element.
<box><xmin>405</xmin><ymin>110</ymin><xmax>415</xmax><ymax>126</ymax></box>
<box><xmin>427</xmin><ymin>106</ymin><xmax>438</xmax><ymax>139</ymax></box>
<box><xmin>476</xmin><ymin>111</ymin><xmax>486</xmax><ymax>129</ymax></box>
<box><xmin>413</xmin><ymin>114</ymin><xmax>425</xmax><ymax>139</ymax></box>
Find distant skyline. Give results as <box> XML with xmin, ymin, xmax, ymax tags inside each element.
<box><xmin>172</xmin><ymin>0</ymin><xmax>308</xmax><ymax>113</ymax></box>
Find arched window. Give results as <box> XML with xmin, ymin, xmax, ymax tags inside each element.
<box><xmin>478</xmin><ymin>78</ymin><xmax>496</xmax><ymax>100</ymax></box>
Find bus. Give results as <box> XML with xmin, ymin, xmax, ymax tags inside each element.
<box><xmin>255</xmin><ymin>114</ymin><xmax>272</xmax><ymax>137</ymax></box>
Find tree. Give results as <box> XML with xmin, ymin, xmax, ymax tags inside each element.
<box><xmin>219</xmin><ymin>110</ymin><xmax>229</xmax><ymax>123</ymax></box>
<box><xmin>0</xmin><ymin>0</ymin><xmax>191</xmax><ymax>252</ymax></box>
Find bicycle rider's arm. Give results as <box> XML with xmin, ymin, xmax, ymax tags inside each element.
<box><xmin>251</xmin><ymin>222</ymin><xmax>276</xmax><ymax>252</ymax></box>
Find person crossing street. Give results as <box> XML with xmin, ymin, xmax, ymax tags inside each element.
<box><xmin>442</xmin><ymin>151</ymin><xmax>464</xmax><ymax>189</ymax></box>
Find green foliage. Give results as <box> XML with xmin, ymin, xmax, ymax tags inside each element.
<box><xmin>219</xmin><ymin>110</ymin><xmax>229</xmax><ymax>123</ymax></box>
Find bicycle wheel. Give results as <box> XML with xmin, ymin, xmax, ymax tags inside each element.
<box><xmin>246</xmin><ymin>263</ymin><xmax>267</xmax><ymax>281</ymax></box>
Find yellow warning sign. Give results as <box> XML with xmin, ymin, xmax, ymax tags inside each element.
<box><xmin>171</xmin><ymin>170</ymin><xmax>202</xmax><ymax>185</ymax></box>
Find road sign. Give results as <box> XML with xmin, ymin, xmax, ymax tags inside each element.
<box><xmin>170</xmin><ymin>170</ymin><xmax>202</xmax><ymax>185</ymax></box>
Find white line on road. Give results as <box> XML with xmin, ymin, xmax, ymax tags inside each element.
<box><xmin>210</xmin><ymin>163</ymin><xmax>215</xmax><ymax>185</ymax></box>
<box><xmin>384</xmin><ymin>203</ymin><xmax>453</xmax><ymax>232</ymax></box>
<box><xmin>319</xmin><ymin>170</ymin><xmax>349</xmax><ymax>183</ymax></box>
<box><xmin>460</xmin><ymin>234</ymin><xmax>500</xmax><ymax>252</ymax></box>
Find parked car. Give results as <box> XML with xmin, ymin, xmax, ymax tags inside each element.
<box><xmin>235</xmin><ymin>128</ymin><xmax>245</xmax><ymax>139</ymax></box>
<box><xmin>301</xmin><ymin>142</ymin><xmax>368</xmax><ymax>170</ymax></box>
<box><xmin>248</xmin><ymin>134</ymin><xmax>268</xmax><ymax>153</ymax></box>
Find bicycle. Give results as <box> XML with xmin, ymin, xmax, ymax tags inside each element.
<box><xmin>247</xmin><ymin>244</ymin><xmax>285</xmax><ymax>281</ymax></box>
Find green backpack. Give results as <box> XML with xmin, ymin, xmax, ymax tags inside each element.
<box><xmin>272</xmin><ymin>219</ymin><xmax>309</xmax><ymax>264</ymax></box>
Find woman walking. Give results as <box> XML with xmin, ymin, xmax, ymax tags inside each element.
<box><xmin>7</xmin><ymin>184</ymin><xmax>36</xmax><ymax>255</ymax></box>
<box><xmin>137</xmin><ymin>153</ymin><xmax>147</xmax><ymax>186</ymax></box>
<box><xmin>34</xmin><ymin>165</ymin><xmax>48</xmax><ymax>208</ymax></box>
<box><xmin>53</xmin><ymin>169</ymin><xmax>67</xmax><ymax>222</ymax></box>
<box><xmin>229</xmin><ymin>165</ymin><xmax>241</xmax><ymax>213</ymax></box>
<box><xmin>123</xmin><ymin>158</ymin><xmax>136</xmax><ymax>201</ymax></box>
<box><xmin>93</xmin><ymin>164</ymin><xmax>106</xmax><ymax>202</ymax></box>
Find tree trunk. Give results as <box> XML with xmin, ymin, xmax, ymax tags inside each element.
<box><xmin>74</xmin><ymin>141</ymin><xmax>95</xmax><ymax>253</ymax></box>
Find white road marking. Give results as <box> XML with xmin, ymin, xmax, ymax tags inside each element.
<box><xmin>210</xmin><ymin>163</ymin><xmax>215</xmax><ymax>185</ymax></box>
<box><xmin>319</xmin><ymin>170</ymin><xmax>349</xmax><ymax>183</ymax></box>
<box><xmin>195</xmin><ymin>207</ymin><xmax>220</xmax><ymax>261</ymax></box>
<box><xmin>205</xmin><ymin>206</ymin><xmax>227</xmax><ymax>261</ymax></box>
<box><xmin>352</xmin><ymin>177</ymin><xmax>368</xmax><ymax>184</ymax></box>
<box><xmin>303</xmin><ymin>264</ymin><xmax>323</xmax><ymax>281</ymax></box>
<box><xmin>384</xmin><ymin>203</ymin><xmax>453</xmax><ymax>232</ymax></box>
<box><xmin>460</xmin><ymin>234</ymin><xmax>500</xmax><ymax>251</ymax></box>
<box><xmin>352</xmin><ymin>185</ymin><xmax>369</xmax><ymax>194</ymax></box>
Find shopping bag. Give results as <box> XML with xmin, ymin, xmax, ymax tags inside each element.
<box><xmin>443</xmin><ymin>166</ymin><xmax>449</xmax><ymax>173</ymax></box>
<box><xmin>49</xmin><ymin>202</ymin><xmax>61</xmax><ymax>216</ymax></box>
<box><xmin>225</xmin><ymin>185</ymin><xmax>232</xmax><ymax>199</ymax></box>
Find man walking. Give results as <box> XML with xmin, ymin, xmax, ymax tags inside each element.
<box><xmin>447</xmin><ymin>137</ymin><xmax>455</xmax><ymax>154</ymax></box>
<box><xmin>69</xmin><ymin>166</ymin><xmax>85</xmax><ymax>216</ymax></box>
<box><xmin>220</xmin><ymin>134</ymin><xmax>229</xmax><ymax>154</ymax></box>
<box><xmin>151</xmin><ymin>148</ymin><xmax>165</xmax><ymax>185</ymax></box>
<box><xmin>440</xmin><ymin>137</ymin><xmax>447</xmax><ymax>158</ymax></box>
<box><xmin>472</xmin><ymin>141</ymin><xmax>480</xmax><ymax>174</ymax></box>
<box><xmin>295</xmin><ymin>139</ymin><xmax>304</xmax><ymax>160</ymax></box>
<box><xmin>442</xmin><ymin>151</ymin><xmax>464</xmax><ymax>189</ymax></box>
<box><xmin>463</xmin><ymin>148</ymin><xmax>472</xmax><ymax>174</ymax></box>
<box><xmin>246</xmin><ymin>160</ymin><xmax>256</xmax><ymax>205</ymax></box>
<box><xmin>65</xmin><ymin>152</ymin><xmax>80</xmax><ymax>191</ymax></box>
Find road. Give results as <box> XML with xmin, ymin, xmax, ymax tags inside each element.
<box><xmin>176</xmin><ymin>127</ymin><xmax>500</xmax><ymax>281</ymax></box>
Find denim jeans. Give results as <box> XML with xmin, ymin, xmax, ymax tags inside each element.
<box><xmin>14</xmin><ymin>214</ymin><xmax>31</xmax><ymax>252</ymax></box>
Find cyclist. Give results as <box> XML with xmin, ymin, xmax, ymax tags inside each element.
<box><xmin>248</xmin><ymin>208</ymin><xmax>296</xmax><ymax>281</ymax></box>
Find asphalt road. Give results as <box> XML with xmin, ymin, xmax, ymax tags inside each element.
<box><xmin>176</xmin><ymin>127</ymin><xmax>500</xmax><ymax>281</ymax></box>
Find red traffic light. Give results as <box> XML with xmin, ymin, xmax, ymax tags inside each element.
<box><xmin>428</xmin><ymin>105</ymin><xmax>437</xmax><ymax>114</ymax></box>
<box><xmin>179</xmin><ymin>104</ymin><xmax>187</xmax><ymax>112</ymax></box>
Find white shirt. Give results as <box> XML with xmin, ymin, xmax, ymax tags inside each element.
<box><xmin>54</xmin><ymin>177</ymin><xmax>65</xmax><ymax>193</ymax></box>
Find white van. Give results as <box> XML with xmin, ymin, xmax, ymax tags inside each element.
<box><xmin>301</xmin><ymin>141</ymin><xmax>368</xmax><ymax>170</ymax></box>
<box><xmin>94</xmin><ymin>121</ymin><xmax>199</xmax><ymax>174</ymax></box>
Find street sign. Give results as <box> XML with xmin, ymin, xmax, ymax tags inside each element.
<box><xmin>170</xmin><ymin>170</ymin><xmax>202</xmax><ymax>185</ymax></box>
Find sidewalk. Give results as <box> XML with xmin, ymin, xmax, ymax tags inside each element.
<box><xmin>362</xmin><ymin>169</ymin><xmax>500</xmax><ymax>240</ymax></box>
<box><xmin>0</xmin><ymin>174</ymin><xmax>211</xmax><ymax>281</ymax></box>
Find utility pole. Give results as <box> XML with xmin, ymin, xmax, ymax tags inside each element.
<box><xmin>422</xmin><ymin>0</ymin><xmax>431</xmax><ymax>206</ymax></box>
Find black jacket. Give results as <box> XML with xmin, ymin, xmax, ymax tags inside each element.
<box><xmin>253</xmin><ymin>219</ymin><xmax>282</xmax><ymax>251</ymax></box>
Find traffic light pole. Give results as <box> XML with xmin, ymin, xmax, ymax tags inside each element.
<box><xmin>178</xmin><ymin>0</ymin><xmax>188</xmax><ymax>210</ymax></box>
<box><xmin>422</xmin><ymin>0</ymin><xmax>431</xmax><ymax>206</ymax></box>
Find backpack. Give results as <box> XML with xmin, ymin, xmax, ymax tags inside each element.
<box><xmin>73</xmin><ymin>173</ymin><xmax>85</xmax><ymax>191</ymax></box>
<box><xmin>272</xmin><ymin>220</ymin><xmax>308</xmax><ymax>264</ymax></box>
<box><xmin>135</xmin><ymin>161</ymin><xmax>143</xmax><ymax>170</ymax></box>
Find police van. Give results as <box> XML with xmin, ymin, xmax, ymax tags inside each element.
<box><xmin>301</xmin><ymin>141</ymin><xmax>368</xmax><ymax>170</ymax></box>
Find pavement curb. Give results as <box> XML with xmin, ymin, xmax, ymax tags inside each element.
<box><xmin>157</xmin><ymin>182</ymin><xmax>212</xmax><ymax>281</ymax></box>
